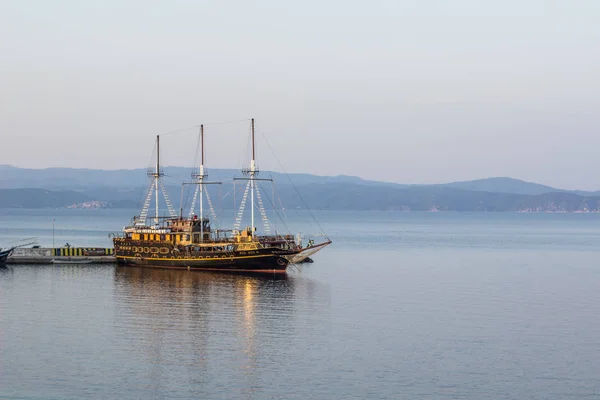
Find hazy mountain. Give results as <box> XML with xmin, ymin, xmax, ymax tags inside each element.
<box><xmin>0</xmin><ymin>188</ymin><xmax>90</xmax><ymax>208</ymax></box>
<box><xmin>0</xmin><ymin>165</ymin><xmax>377</xmax><ymax>189</ymax></box>
<box><xmin>2</xmin><ymin>165</ymin><xmax>600</xmax><ymax>211</ymax></box>
<box><xmin>274</xmin><ymin>184</ymin><xmax>600</xmax><ymax>212</ymax></box>
<box><xmin>2</xmin><ymin>183</ymin><xmax>600</xmax><ymax>212</ymax></box>
<box><xmin>441</xmin><ymin>177</ymin><xmax>600</xmax><ymax>196</ymax></box>
<box><xmin>440</xmin><ymin>177</ymin><xmax>562</xmax><ymax>195</ymax></box>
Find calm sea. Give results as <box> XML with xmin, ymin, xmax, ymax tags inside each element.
<box><xmin>2</xmin><ymin>209</ymin><xmax>600</xmax><ymax>399</ymax></box>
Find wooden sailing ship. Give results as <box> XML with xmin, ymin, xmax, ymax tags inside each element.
<box><xmin>113</xmin><ymin>119</ymin><xmax>331</xmax><ymax>273</ymax></box>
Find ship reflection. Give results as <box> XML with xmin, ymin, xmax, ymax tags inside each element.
<box><xmin>112</xmin><ymin>266</ymin><xmax>304</xmax><ymax>395</ymax></box>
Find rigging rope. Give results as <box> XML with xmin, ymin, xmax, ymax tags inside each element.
<box><xmin>254</xmin><ymin>184</ymin><xmax>271</xmax><ymax>234</ymax></box>
<box><xmin>137</xmin><ymin>180</ymin><xmax>155</xmax><ymax>226</ymax></box>
<box><xmin>233</xmin><ymin>180</ymin><xmax>251</xmax><ymax>231</ymax></box>
<box><xmin>159</xmin><ymin>179</ymin><xmax>178</xmax><ymax>217</ymax></box>
<box><xmin>188</xmin><ymin>184</ymin><xmax>200</xmax><ymax>218</ymax></box>
<box><xmin>257</xmin><ymin>180</ymin><xmax>292</xmax><ymax>239</ymax></box>
<box><xmin>204</xmin><ymin>189</ymin><xmax>219</xmax><ymax>223</ymax></box>
<box><xmin>255</xmin><ymin>123</ymin><xmax>330</xmax><ymax>240</ymax></box>
<box><xmin>157</xmin><ymin>118</ymin><xmax>250</xmax><ymax>137</ymax></box>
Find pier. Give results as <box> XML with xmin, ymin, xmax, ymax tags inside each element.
<box><xmin>6</xmin><ymin>247</ymin><xmax>116</xmax><ymax>264</ymax></box>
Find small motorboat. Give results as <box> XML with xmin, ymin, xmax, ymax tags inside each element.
<box><xmin>51</xmin><ymin>258</ymin><xmax>95</xmax><ymax>265</ymax></box>
<box><xmin>0</xmin><ymin>247</ymin><xmax>15</xmax><ymax>265</ymax></box>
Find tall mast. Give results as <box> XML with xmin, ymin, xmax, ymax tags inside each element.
<box><xmin>233</xmin><ymin>118</ymin><xmax>268</xmax><ymax>236</ymax></box>
<box><xmin>252</xmin><ymin>118</ymin><xmax>256</xmax><ymax>161</ymax></box>
<box><xmin>250</xmin><ymin>118</ymin><xmax>256</xmax><ymax>237</ymax></box>
<box><xmin>139</xmin><ymin>133</ymin><xmax>175</xmax><ymax>227</ymax></box>
<box><xmin>200</xmin><ymin>124</ymin><xmax>204</xmax><ymax>241</ymax></box>
<box><xmin>155</xmin><ymin>135</ymin><xmax>160</xmax><ymax>226</ymax></box>
<box><xmin>201</xmin><ymin>124</ymin><xmax>205</xmax><ymax>168</ymax></box>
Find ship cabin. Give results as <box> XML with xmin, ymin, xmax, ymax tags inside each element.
<box><xmin>124</xmin><ymin>215</ymin><xmax>223</xmax><ymax>247</ymax></box>
<box><xmin>166</xmin><ymin>215</ymin><xmax>212</xmax><ymax>242</ymax></box>
<box><xmin>123</xmin><ymin>215</ymin><xmax>302</xmax><ymax>251</ymax></box>
<box><xmin>259</xmin><ymin>234</ymin><xmax>300</xmax><ymax>250</ymax></box>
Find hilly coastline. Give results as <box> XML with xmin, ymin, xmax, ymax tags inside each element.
<box><xmin>0</xmin><ymin>165</ymin><xmax>599</xmax><ymax>212</ymax></box>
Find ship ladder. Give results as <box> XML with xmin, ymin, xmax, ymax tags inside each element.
<box><xmin>137</xmin><ymin>180</ymin><xmax>156</xmax><ymax>226</ymax></box>
<box><xmin>188</xmin><ymin>184</ymin><xmax>200</xmax><ymax>218</ymax></box>
<box><xmin>204</xmin><ymin>189</ymin><xmax>219</xmax><ymax>223</ymax></box>
<box><xmin>234</xmin><ymin>180</ymin><xmax>251</xmax><ymax>231</ymax></box>
<box><xmin>159</xmin><ymin>179</ymin><xmax>178</xmax><ymax>218</ymax></box>
<box><xmin>254</xmin><ymin>185</ymin><xmax>271</xmax><ymax>234</ymax></box>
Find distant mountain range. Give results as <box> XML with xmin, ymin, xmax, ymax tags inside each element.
<box><xmin>0</xmin><ymin>165</ymin><xmax>372</xmax><ymax>189</ymax></box>
<box><xmin>1</xmin><ymin>165</ymin><xmax>599</xmax><ymax>212</ymax></box>
<box><xmin>438</xmin><ymin>177</ymin><xmax>600</xmax><ymax>197</ymax></box>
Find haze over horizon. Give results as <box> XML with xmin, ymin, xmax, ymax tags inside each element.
<box><xmin>2</xmin><ymin>1</ymin><xmax>599</xmax><ymax>190</ymax></box>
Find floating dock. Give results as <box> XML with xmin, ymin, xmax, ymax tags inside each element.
<box><xmin>6</xmin><ymin>247</ymin><xmax>116</xmax><ymax>264</ymax></box>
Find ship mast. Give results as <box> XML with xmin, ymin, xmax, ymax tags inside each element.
<box><xmin>136</xmin><ymin>134</ymin><xmax>177</xmax><ymax>227</ymax></box>
<box><xmin>250</xmin><ymin>118</ymin><xmax>256</xmax><ymax>237</ymax></box>
<box><xmin>185</xmin><ymin>125</ymin><xmax>221</xmax><ymax>233</ymax></box>
<box><xmin>154</xmin><ymin>135</ymin><xmax>160</xmax><ymax>226</ymax></box>
<box><xmin>199</xmin><ymin>125</ymin><xmax>205</xmax><ymax>241</ymax></box>
<box><xmin>233</xmin><ymin>118</ymin><xmax>270</xmax><ymax>236</ymax></box>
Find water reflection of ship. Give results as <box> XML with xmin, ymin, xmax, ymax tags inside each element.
<box><xmin>114</xmin><ymin>265</ymin><xmax>293</xmax><ymax>293</ymax></box>
<box><xmin>113</xmin><ymin>266</ymin><xmax>321</xmax><ymax>393</ymax></box>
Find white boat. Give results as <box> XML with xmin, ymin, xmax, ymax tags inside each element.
<box><xmin>51</xmin><ymin>258</ymin><xmax>95</xmax><ymax>264</ymax></box>
<box><xmin>0</xmin><ymin>247</ymin><xmax>15</xmax><ymax>265</ymax></box>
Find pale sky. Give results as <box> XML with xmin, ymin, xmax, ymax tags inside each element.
<box><xmin>1</xmin><ymin>0</ymin><xmax>599</xmax><ymax>189</ymax></box>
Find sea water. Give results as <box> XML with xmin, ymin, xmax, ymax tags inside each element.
<box><xmin>1</xmin><ymin>210</ymin><xmax>600</xmax><ymax>399</ymax></box>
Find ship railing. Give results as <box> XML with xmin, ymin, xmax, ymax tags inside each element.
<box><xmin>123</xmin><ymin>227</ymin><xmax>172</xmax><ymax>234</ymax></box>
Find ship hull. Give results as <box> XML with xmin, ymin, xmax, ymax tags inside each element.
<box><xmin>113</xmin><ymin>239</ymin><xmax>292</xmax><ymax>273</ymax></box>
<box><xmin>117</xmin><ymin>254</ymin><xmax>289</xmax><ymax>273</ymax></box>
